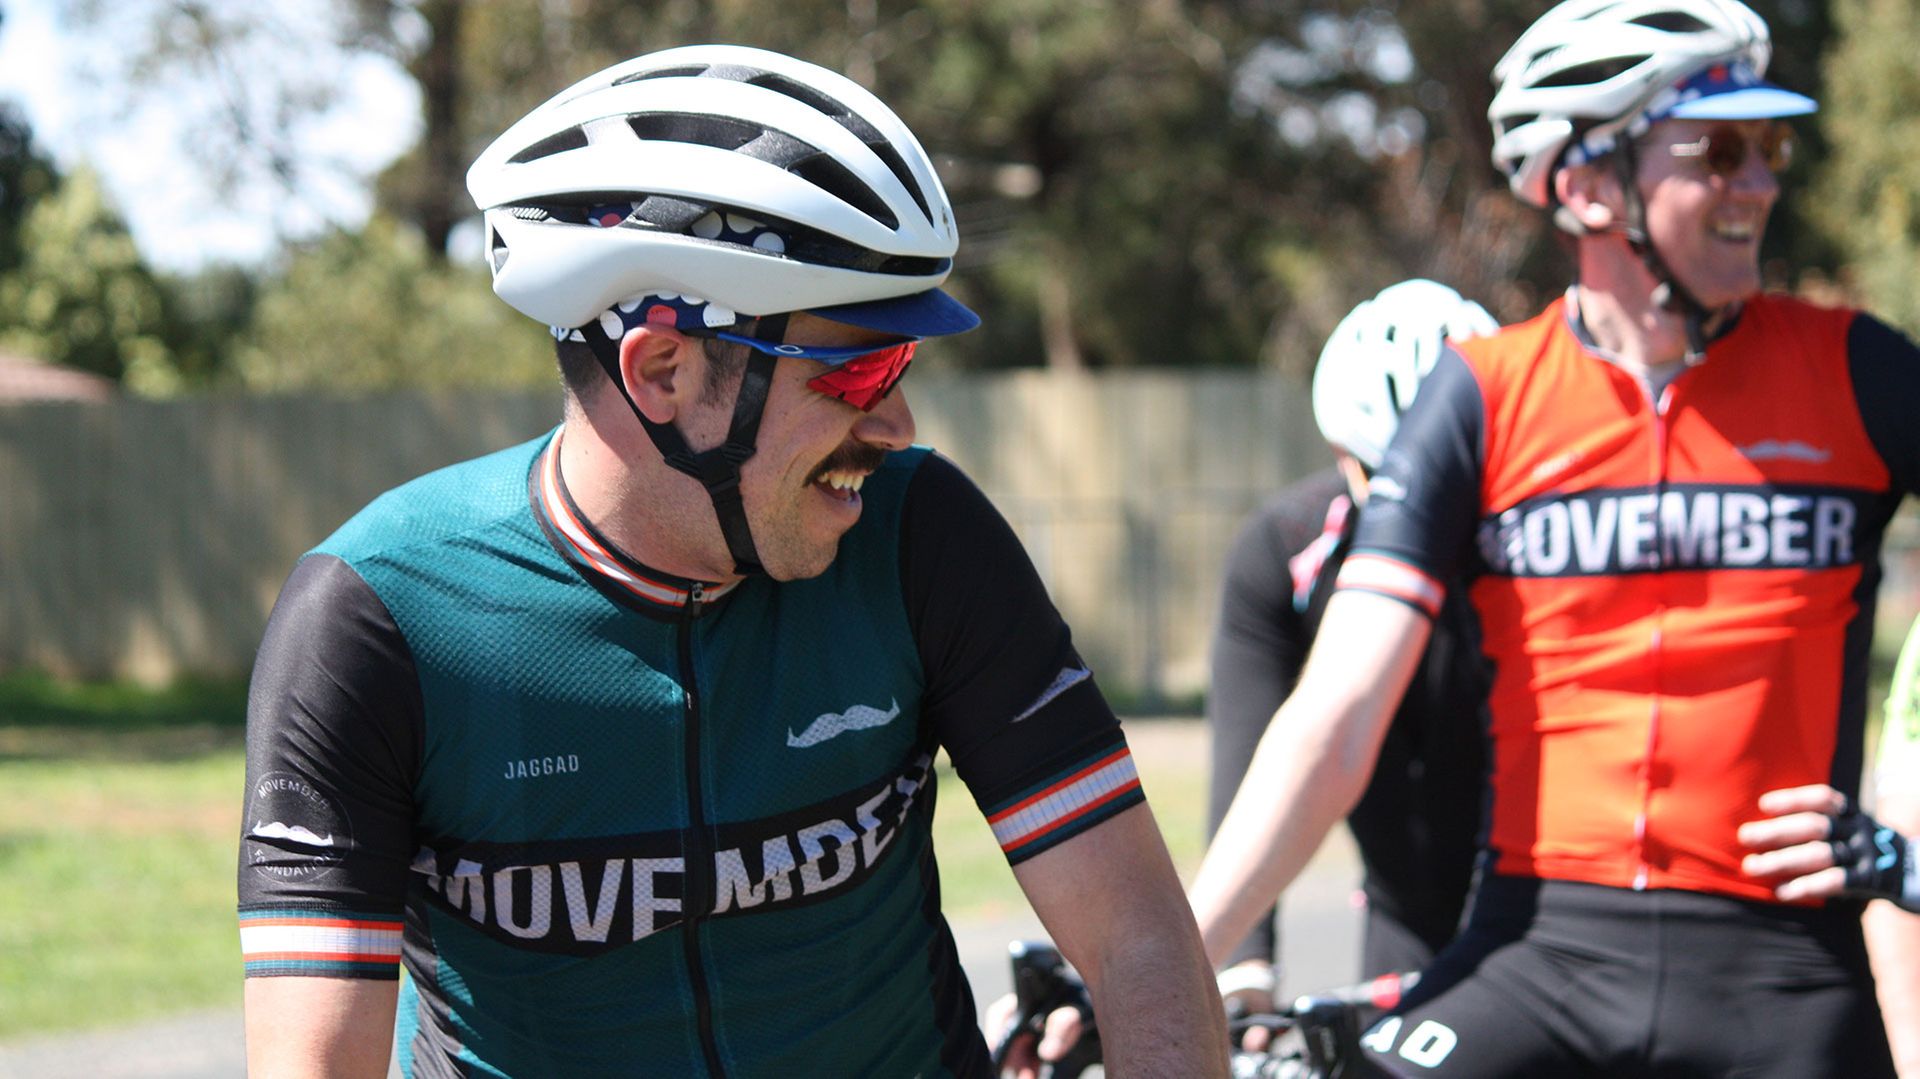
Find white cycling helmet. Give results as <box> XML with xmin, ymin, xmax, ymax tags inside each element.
<box><xmin>468</xmin><ymin>44</ymin><xmax>964</xmax><ymax>332</ymax></box>
<box><xmin>1489</xmin><ymin>0</ymin><xmax>1791</xmax><ymax>211</ymax></box>
<box><xmin>1312</xmin><ymin>280</ymin><xmax>1499</xmax><ymax>471</ymax></box>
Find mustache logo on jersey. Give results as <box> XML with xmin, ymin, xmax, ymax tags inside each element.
<box><xmin>787</xmin><ymin>699</ymin><xmax>901</xmax><ymax>748</ymax></box>
<box><xmin>245</xmin><ymin>772</ymin><xmax>350</xmax><ymax>882</ymax></box>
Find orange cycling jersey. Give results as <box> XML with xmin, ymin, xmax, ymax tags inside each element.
<box><xmin>1339</xmin><ymin>293</ymin><xmax>1920</xmax><ymax>901</ymax></box>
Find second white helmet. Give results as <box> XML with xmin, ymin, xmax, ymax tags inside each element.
<box><xmin>1488</xmin><ymin>0</ymin><xmax>1775</xmax><ymax>210</ymax></box>
<box><xmin>1312</xmin><ymin>280</ymin><xmax>1498</xmax><ymax>471</ymax></box>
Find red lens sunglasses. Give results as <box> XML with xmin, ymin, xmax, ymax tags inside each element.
<box><xmin>692</xmin><ymin>330</ymin><xmax>919</xmax><ymax>412</ymax></box>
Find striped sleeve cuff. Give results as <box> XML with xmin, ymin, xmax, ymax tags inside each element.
<box><xmin>985</xmin><ymin>743</ymin><xmax>1144</xmax><ymax>865</ymax></box>
<box><xmin>1332</xmin><ymin>552</ymin><xmax>1444</xmax><ymax>619</ymax></box>
<box><xmin>239</xmin><ymin>907</ymin><xmax>404</xmax><ymax>979</ymax></box>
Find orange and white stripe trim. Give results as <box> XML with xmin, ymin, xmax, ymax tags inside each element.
<box><xmin>239</xmin><ymin>910</ymin><xmax>403</xmax><ymax>977</ymax></box>
<box><xmin>987</xmin><ymin>746</ymin><xmax>1142</xmax><ymax>862</ymax></box>
<box><xmin>1333</xmin><ymin>552</ymin><xmax>1445</xmax><ymax>618</ymax></box>
<box><xmin>536</xmin><ymin>434</ymin><xmax>739</xmax><ymax>609</ymax></box>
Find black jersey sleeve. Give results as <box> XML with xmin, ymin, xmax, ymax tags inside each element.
<box><xmin>1849</xmin><ymin>313</ymin><xmax>1920</xmax><ymax>497</ymax></box>
<box><xmin>1339</xmin><ymin>347</ymin><xmax>1488</xmax><ymax>616</ymax></box>
<box><xmin>899</xmin><ymin>453</ymin><xmax>1141</xmax><ymax>865</ymax></box>
<box><xmin>237</xmin><ymin>554</ymin><xmax>423</xmax><ymax>978</ymax></box>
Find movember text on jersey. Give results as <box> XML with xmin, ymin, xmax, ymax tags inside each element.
<box><xmin>408</xmin><ymin>751</ymin><xmax>934</xmax><ymax>954</ymax></box>
<box><xmin>1476</xmin><ymin>483</ymin><xmax>1874</xmax><ymax>577</ymax></box>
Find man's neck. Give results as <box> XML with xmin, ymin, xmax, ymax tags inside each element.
<box><xmin>1568</xmin><ymin>281</ymin><xmax>1694</xmax><ymax>375</ymax></box>
<box><xmin>556</xmin><ymin>414</ymin><xmax>741</xmax><ymax>585</ymax></box>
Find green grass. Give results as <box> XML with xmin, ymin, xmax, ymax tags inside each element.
<box><xmin>0</xmin><ymin>737</ymin><xmax>246</xmax><ymax>1038</ymax></box>
<box><xmin>0</xmin><ymin>674</ymin><xmax>250</xmax><ymax>1038</ymax></box>
<box><xmin>0</xmin><ymin>671</ymin><xmax>246</xmax><ymax>733</ymax></box>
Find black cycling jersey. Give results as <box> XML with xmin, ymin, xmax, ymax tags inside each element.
<box><xmin>1207</xmin><ymin>467</ymin><xmax>1491</xmax><ymax>975</ymax></box>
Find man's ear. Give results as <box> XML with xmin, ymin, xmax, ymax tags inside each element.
<box><xmin>1554</xmin><ymin>160</ymin><xmax>1623</xmax><ymax>233</ymax></box>
<box><xmin>618</xmin><ymin>325</ymin><xmax>699</xmax><ymax>424</ymax></box>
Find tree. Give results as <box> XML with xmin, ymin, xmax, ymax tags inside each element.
<box><xmin>0</xmin><ymin>101</ymin><xmax>60</xmax><ymax>280</ymax></box>
<box><xmin>68</xmin><ymin>0</ymin><xmax>420</xmax><ymax>255</ymax></box>
<box><xmin>57</xmin><ymin>0</ymin><xmax>1854</xmax><ymax>383</ymax></box>
<box><xmin>234</xmin><ymin>214</ymin><xmax>550</xmax><ymax>391</ymax></box>
<box><xmin>1809</xmin><ymin>0</ymin><xmax>1920</xmax><ymax>332</ymax></box>
<box><xmin>0</xmin><ymin>166</ymin><xmax>180</xmax><ymax>390</ymax></box>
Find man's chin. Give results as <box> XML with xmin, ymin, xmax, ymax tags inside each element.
<box><xmin>758</xmin><ymin>539</ymin><xmax>844</xmax><ymax>583</ymax></box>
<box><xmin>1682</xmin><ymin>273</ymin><xmax>1762</xmax><ymax>313</ymax></box>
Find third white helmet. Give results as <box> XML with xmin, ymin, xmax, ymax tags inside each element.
<box><xmin>1312</xmin><ymin>280</ymin><xmax>1498</xmax><ymax>471</ymax></box>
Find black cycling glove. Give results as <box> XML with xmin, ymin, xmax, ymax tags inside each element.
<box><xmin>1830</xmin><ymin>807</ymin><xmax>1920</xmax><ymax>913</ymax></box>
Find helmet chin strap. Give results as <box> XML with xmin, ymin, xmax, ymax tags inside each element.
<box><xmin>587</xmin><ymin>313</ymin><xmax>791</xmax><ymax>577</ymax></box>
<box><xmin>1609</xmin><ymin>140</ymin><xmax>1716</xmax><ymax>366</ymax></box>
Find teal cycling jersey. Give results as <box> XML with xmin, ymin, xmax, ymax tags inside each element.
<box><xmin>238</xmin><ymin>431</ymin><xmax>1142</xmax><ymax>1078</ymax></box>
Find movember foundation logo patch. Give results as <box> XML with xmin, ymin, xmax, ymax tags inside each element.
<box><xmin>246</xmin><ymin>772</ymin><xmax>352</xmax><ymax>882</ymax></box>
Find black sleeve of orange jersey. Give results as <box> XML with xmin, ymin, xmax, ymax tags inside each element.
<box><xmin>899</xmin><ymin>453</ymin><xmax>1137</xmax><ymax>861</ymax></box>
<box><xmin>1345</xmin><ymin>347</ymin><xmax>1488</xmax><ymax>598</ymax></box>
<box><xmin>237</xmin><ymin>555</ymin><xmax>422</xmax><ymax>948</ymax></box>
<box><xmin>1849</xmin><ymin>314</ymin><xmax>1920</xmax><ymax>497</ymax></box>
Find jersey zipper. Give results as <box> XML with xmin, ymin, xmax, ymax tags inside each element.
<box><xmin>679</xmin><ymin>582</ymin><xmax>727</xmax><ymax>1077</ymax></box>
<box><xmin>1634</xmin><ymin>378</ymin><xmax>1679</xmax><ymax>890</ymax></box>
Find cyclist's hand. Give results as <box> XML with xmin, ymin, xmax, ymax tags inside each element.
<box><xmin>1739</xmin><ymin>785</ymin><xmax>1920</xmax><ymax>910</ymax></box>
<box><xmin>1216</xmin><ymin>959</ymin><xmax>1278</xmax><ymax>1052</ymax></box>
<box><xmin>984</xmin><ymin>992</ymin><xmax>1086</xmax><ymax>1079</ymax></box>
<box><xmin>1739</xmin><ymin>784</ymin><xmax>1850</xmax><ymax>899</ymax></box>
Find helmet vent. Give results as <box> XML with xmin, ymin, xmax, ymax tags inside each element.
<box><xmin>867</xmin><ymin>141</ymin><xmax>933</xmax><ymax>225</ymax></box>
<box><xmin>488</xmin><ymin>225</ymin><xmax>510</xmax><ymax>272</ymax></box>
<box><xmin>509</xmin><ymin>127</ymin><xmax>589</xmax><ymax>164</ymax></box>
<box><xmin>738</xmin><ymin>73</ymin><xmax>912</xmax><ymax>167</ymax></box>
<box><xmin>1534</xmin><ymin>57</ymin><xmax>1639</xmax><ymax>89</ymax></box>
<box><xmin>790</xmin><ymin>154</ymin><xmax>899</xmax><ymax>230</ymax></box>
<box><xmin>744</xmin><ymin>72</ymin><xmax>851</xmax><ymax>118</ymax></box>
<box><xmin>613</xmin><ymin>65</ymin><xmax>710</xmax><ymax>85</ymax></box>
<box><xmin>627</xmin><ymin>112</ymin><xmax>761</xmax><ymax>151</ymax></box>
<box><xmin>1497</xmin><ymin>113</ymin><xmax>1539</xmax><ymax>137</ymax></box>
<box><xmin>1630</xmin><ymin>12</ymin><xmax>1712</xmax><ymax>34</ymax></box>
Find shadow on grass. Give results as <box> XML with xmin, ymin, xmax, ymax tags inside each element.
<box><xmin>0</xmin><ymin>673</ymin><xmax>247</xmax><ymax>763</ymax></box>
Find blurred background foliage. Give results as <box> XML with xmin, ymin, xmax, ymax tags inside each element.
<box><xmin>0</xmin><ymin>0</ymin><xmax>1909</xmax><ymax>392</ymax></box>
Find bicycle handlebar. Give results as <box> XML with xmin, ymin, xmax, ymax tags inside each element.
<box><xmin>996</xmin><ymin>941</ymin><xmax>1413</xmax><ymax>1079</ymax></box>
<box><xmin>991</xmin><ymin>941</ymin><xmax>1102</xmax><ymax>1075</ymax></box>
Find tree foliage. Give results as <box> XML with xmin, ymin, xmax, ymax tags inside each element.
<box><xmin>233</xmin><ymin>214</ymin><xmax>551</xmax><ymax>391</ymax></box>
<box><xmin>21</xmin><ymin>0</ymin><xmax>1872</xmax><ymax>391</ymax></box>
<box><xmin>1809</xmin><ymin>0</ymin><xmax>1920</xmax><ymax>333</ymax></box>
<box><xmin>0</xmin><ymin>167</ymin><xmax>181</xmax><ymax>391</ymax></box>
<box><xmin>0</xmin><ymin>102</ymin><xmax>60</xmax><ymax>281</ymax></box>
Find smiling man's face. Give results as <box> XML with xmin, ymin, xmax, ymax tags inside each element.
<box><xmin>718</xmin><ymin>313</ymin><xmax>920</xmax><ymax>581</ymax></box>
<box><xmin>1635</xmin><ymin>117</ymin><xmax>1786</xmax><ymax>310</ymax></box>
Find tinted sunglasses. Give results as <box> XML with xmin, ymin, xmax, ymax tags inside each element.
<box><xmin>1663</xmin><ymin>122</ymin><xmax>1794</xmax><ymax>178</ymax></box>
<box><xmin>690</xmin><ymin>329</ymin><xmax>919</xmax><ymax>412</ymax></box>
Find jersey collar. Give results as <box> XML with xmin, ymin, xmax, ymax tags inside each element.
<box><xmin>529</xmin><ymin>430</ymin><xmax>742</xmax><ymax>617</ymax></box>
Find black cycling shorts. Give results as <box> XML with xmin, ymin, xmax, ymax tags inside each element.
<box><xmin>1353</xmin><ymin>876</ymin><xmax>1895</xmax><ymax>1078</ymax></box>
